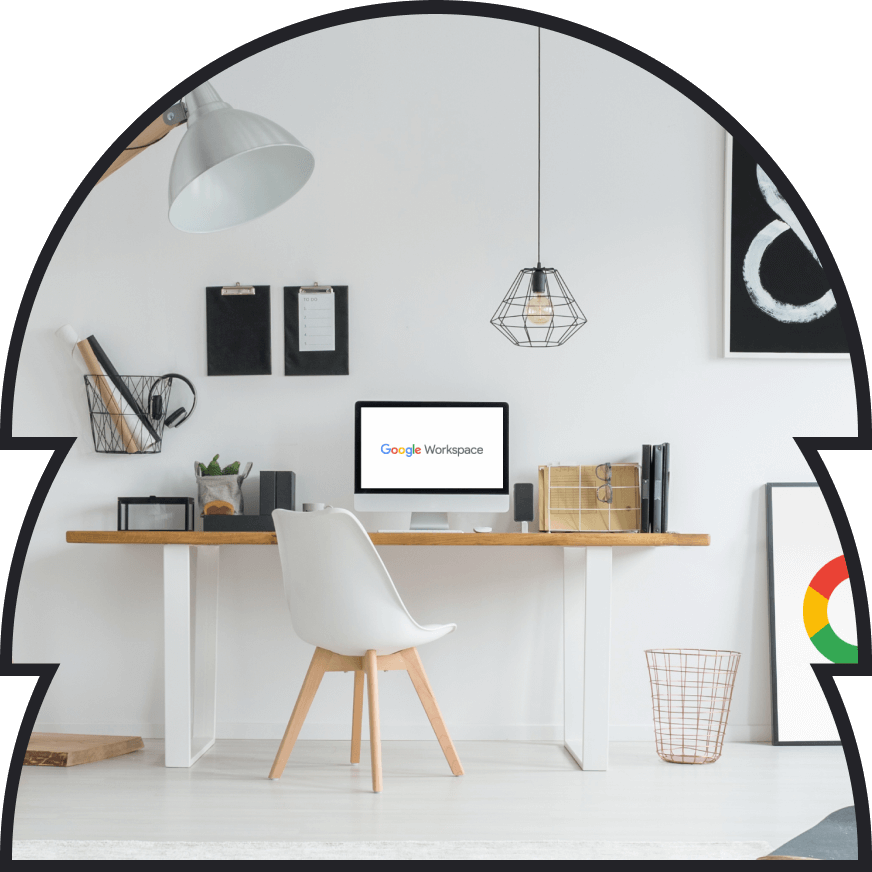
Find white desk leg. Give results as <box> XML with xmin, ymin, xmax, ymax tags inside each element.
<box><xmin>564</xmin><ymin>546</ymin><xmax>612</xmax><ymax>771</ymax></box>
<box><xmin>584</xmin><ymin>547</ymin><xmax>612</xmax><ymax>770</ymax></box>
<box><xmin>192</xmin><ymin>546</ymin><xmax>219</xmax><ymax>762</ymax></box>
<box><xmin>563</xmin><ymin>547</ymin><xmax>585</xmax><ymax>769</ymax></box>
<box><xmin>163</xmin><ymin>544</ymin><xmax>219</xmax><ymax>767</ymax></box>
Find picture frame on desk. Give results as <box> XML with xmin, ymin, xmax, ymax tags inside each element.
<box><xmin>118</xmin><ymin>496</ymin><xmax>195</xmax><ymax>531</ymax></box>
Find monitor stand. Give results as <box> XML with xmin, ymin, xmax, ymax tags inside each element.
<box><xmin>377</xmin><ymin>512</ymin><xmax>463</xmax><ymax>534</ymax></box>
<box><xmin>410</xmin><ymin>512</ymin><xmax>450</xmax><ymax>532</ymax></box>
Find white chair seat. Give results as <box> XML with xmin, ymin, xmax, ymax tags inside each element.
<box><xmin>361</xmin><ymin>622</ymin><xmax>457</xmax><ymax>658</ymax></box>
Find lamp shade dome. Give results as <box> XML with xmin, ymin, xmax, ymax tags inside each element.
<box><xmin>168</xmin><ymin>83</ymin><xmax>314</xmax><ymax>233</ymax></box>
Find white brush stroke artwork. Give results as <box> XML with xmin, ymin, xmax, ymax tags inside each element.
<box><xmin>742</xmin><ymin>166</ymin><xmax>835</xmax><ymax>323</ymax></box>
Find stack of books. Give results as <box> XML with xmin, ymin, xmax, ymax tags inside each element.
<box><xmin>640</xmin><ymin>444</ymin><xmax>670</xmax><ymax>533</ymax></box>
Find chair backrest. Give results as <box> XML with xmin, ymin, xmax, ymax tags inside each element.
<box><xmin>271</xmin><ymin>507</ymin><xmax>422</xmax><ymax>655</ymax></box>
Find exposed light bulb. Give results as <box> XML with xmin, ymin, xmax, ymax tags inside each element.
<box><xmin>525</xmin><ymin>292</ymin><xmax>553</xmax><ymax>325</ymax></box>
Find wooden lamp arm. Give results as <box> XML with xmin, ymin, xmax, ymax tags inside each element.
<box><xmin>98</xmin><ymin>112</ymin><xmax>184</xmax><ymax>183</ymax></box>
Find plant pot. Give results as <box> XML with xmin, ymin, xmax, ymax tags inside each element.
<box><xmin>195</xmin><ymin>461</ymin><xmax>252</xmax><ymax>517</ymax></box>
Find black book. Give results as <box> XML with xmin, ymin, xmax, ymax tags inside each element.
<box><xmin>651</xmin><ymin>444</ymin><xmax>664</xmax><ymax>534</ymax></box>
<box><xmin>661</xmin><ymin>443</ymin><xmax>670</xmax><ymax>533</ymax></box>
<box><xmin>640</xmin><ymin>445</ymin><xmax>652</xmax><ymax>533</ymax></box>
<box><xmin>86</xmin><ymin>335</ymin><xmax>161</xmax><ymax>444</ymax></box>
<box><xmin>275</xmin><ymin>471</ymin><xmax>296</xmax><ymax>511</ymax></box>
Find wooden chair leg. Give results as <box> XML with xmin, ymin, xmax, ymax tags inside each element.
<box><xmin>351</xmin><ymin>670</ymin><xmax>364</xmax><ymax>764</ymax></box>
<box><xmin>363</xmin><ymin>649</ymin><xmax>382</xmax><ymax>792</ymax></box>
<box><xmin>401</xmin><ymin>647</ymin><xmax>464</xmax><ymax>776</ymax></box>
<box><xmin>268</xmin><ymin>646</ymin><xmax>332</xmax><ymax>779</ymax></box>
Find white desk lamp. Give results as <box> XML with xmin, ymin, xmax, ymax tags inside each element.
<box><xmin>100</xmin><ymin>81</ymin><xmax>315</xmax><ymax>233</ymax></box>
<box><xmin>25</xmin><ymin>80</ymin><xmax>316</xmax><ymax>769</ymax></box>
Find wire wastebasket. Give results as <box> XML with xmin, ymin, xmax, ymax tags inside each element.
<box><xmin>645</xmin><ymin>648</ymin><xmax>740</xmax><ymax>764</ymax></box>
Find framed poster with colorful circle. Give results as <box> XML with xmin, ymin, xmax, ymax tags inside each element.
<box><xmin>766</xmin><ymin>482</ymin><xmax>857</xmax><ymax>744</ymax></box>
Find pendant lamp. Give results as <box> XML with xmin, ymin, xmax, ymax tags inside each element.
<box><xmin>491</xmin><ymin>28</ymin><xmax>587</xmax><ymax>347</ymax></box>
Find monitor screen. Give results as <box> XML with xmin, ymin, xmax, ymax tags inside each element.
<box><xmin>355</xmin><ymin>402</ymin><xmax>509</xmax><ymax>494</ymax></box>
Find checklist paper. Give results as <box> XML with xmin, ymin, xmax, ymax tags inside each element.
<box><xmin>284</xmin><ymin>285</ymin><xmax>348</xmax><ymax>376</ymax></box>
<box><xmin>299</xmin><ymin>292</ymin><xmax>336</xmax><ymax>352</ymax></box>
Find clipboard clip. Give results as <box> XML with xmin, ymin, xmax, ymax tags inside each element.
<box><xmin>221</xmin><ymin>282</ymin><xmax>256</xmax><ymax>296</ymax></box>
<box><xmin>299</xmin><ymin>282</ymin><xmax>333</xmax><ymax>294</ymax></box>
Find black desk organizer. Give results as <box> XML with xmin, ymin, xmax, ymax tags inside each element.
<box><xmin>202</xmin><ymin>471</ymin><xmax>295</xmax><ymax>531</ymax></box>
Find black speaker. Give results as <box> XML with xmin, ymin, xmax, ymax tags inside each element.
<box><xmin>513</xmin><ymin>483</ymin><xmax>535</xmax><ymax>523</ymax></box>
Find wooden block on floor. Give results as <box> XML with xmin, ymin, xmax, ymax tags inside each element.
<box><xmin>24</xmin><ymin>733</ymin><xmax>144</xmax><ymax>767</ymax></box>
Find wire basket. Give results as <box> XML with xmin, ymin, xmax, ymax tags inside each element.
<box><xmin>84</xmin><ymin>375</ymin><xmax>170</xmax><ymax>454</ymax></box>
<box><xmin>645</xmin><ymin>648</ymin><xmax>741</xmax><ymax>764</ymax></box>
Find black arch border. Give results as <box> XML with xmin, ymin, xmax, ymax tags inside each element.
<box><xmin>1</xmin><ymin>1</ymin><xmax>869</xmax><ymax>860</ymax></box>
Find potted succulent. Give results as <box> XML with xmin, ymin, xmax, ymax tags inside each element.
<box><xmin>195</xmin><ymin>454</ymin><xmax>252</xmax><ymax>516</ymax></box>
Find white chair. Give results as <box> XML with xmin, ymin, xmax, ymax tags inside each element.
<box><xmin>268</xmin><ymin>507</ymin><xmax>463</xmax><ymax>792</ymax></box>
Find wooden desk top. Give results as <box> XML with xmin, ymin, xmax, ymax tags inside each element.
<box><xmin>67</xmin><ymin>531</ymin><xmax>710</xmax><ymax>547</ymax></box>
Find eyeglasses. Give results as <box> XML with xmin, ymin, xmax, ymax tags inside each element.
<box><xmin>596</xmin><ymin>463</ymin><xmax>612</xmax><ymax>504</ymax></box>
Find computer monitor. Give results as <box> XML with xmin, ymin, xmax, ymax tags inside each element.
<box><xmin>354</xmin><ymin>401</ymin><xmax>509</xmax><ymax>531</ymax></box>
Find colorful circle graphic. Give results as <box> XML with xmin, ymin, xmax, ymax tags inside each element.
<box><xmin>802</xmin><ymin>555</ymin><xmax>858</xmax><ymax>664</ymax></box>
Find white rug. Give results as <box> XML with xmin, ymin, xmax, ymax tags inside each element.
<box><xmin>13</xmin><ymin>840</ymin><xmax>773</xmax><ymax>860</ymax></box>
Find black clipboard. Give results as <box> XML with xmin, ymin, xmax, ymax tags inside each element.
<box><xmin>206</xmin><ymin>285</ymin><xmax>271</xmax><ymax>376</ymax></box>
<box><xmin>284</xmin><ymin>285</ymin><xmax>349</xmax><ymax>376</ymax></box>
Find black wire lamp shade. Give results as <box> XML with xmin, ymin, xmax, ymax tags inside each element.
<box><xmin>491</xmin><ymin>26</ymin><xmax>588</xmax><ymax>348</ymax></box>
<box><xmin>491</xmin><ymin>264</ymin><xmax>587</xmax><ymax>347</ymax></box>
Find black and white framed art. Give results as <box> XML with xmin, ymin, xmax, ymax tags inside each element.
<box><xmin>724</xmin><ymin>135</ymin><xmax>849</xmax><ymax>358</ymax></box>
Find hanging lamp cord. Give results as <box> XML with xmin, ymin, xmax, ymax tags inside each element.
<box><xmin>537</xmin><ymin>26</ymin><xmax>541</xmax><ymax>267</ymax></box>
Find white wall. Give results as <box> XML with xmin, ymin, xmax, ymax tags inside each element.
<box><xmin>12</xmin><ymin>15</ymin><xmax>855</xmax><ymax>742</ymax></box>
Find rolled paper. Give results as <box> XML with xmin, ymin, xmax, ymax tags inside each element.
<box><xmin>76</xmin><ymin>339</ymin><xmax>139</xmax><ymax>453</ymax></box>
<box><xmin>57</xmin><ymin>326</ymin><xmax>152</xmax><ymax>451</ymax></box>
<box><xmin>55</xmin><ymin>325</ymin><xmax>89</xmax><ymax>375</ymax></box>
<box><xmin>87</xmin><ymin>335</ymin><xmax>161</xmax><ymax>447</ymax></box>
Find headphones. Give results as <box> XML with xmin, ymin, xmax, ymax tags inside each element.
<box><xmin>147</xmin><ymin>373</ymin><xmax>197</xmax><ymax>428</ymax></box>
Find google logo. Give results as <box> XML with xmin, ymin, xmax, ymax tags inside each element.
<box><xmin>381</xmin><ymin>444</ymin><xmax>421</xmax><ymax>456</ymax></box>
<box><xmin>802</xmin><ymin>555</ymin><xmax>858</xmax><ymax>664</ymax></box>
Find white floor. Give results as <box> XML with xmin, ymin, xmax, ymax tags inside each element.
<box><xmin>15</xmin><ymin>740</ymin><xmax>853</xmax><ymax>848</ymax></box>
